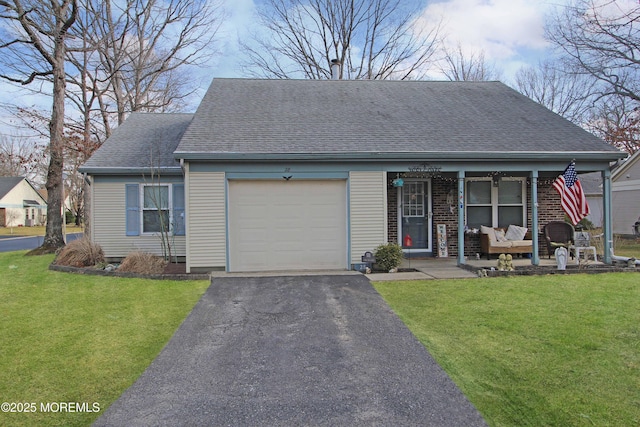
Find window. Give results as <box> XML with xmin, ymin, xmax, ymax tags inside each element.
<box><xmin>466</xmin><ymin>178</ymin><xmax>526</xmax><ymax>229</ymax></box>
<box><xmin>403</xmin><ymin>182</ymin><xmax>425</xmax><ymax>217</ymax></box>
<box><xmin>142</xmin><ymin>185</ymin><xmax>170</xmax><ymax>233</ymax></box>
<box><xmin>125</xmin><ymin>183</ymin><xmax>185</xmax><ymax>236</ymax></box>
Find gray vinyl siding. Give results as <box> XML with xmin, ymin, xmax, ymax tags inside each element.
<box><xmin>349</xmin><ymin>171</ymin><xmax>388</xmax><ymax>264</ymax></box>
<box><xmin>186</xmin><ymin>170</ymin><xmax>226</xmax><ymax>272</ymax></box>
<box><xmin>92</xmin><ymin>181</ymin><xmax>186</xmax><ymax>259</ymax></box>
<box><xmin>612</xmin><ymin>155</ymin><xmax>640</xmax><ymax>235</ymax></box>
<box><xmin>612</xmin><ymin>187</ymin><xmax>640</xmax><ymax>235</ymax></box>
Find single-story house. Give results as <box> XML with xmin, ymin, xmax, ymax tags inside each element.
<box><xmin>611</xmin><ymin>150</ymin><xmax>640</xmax><ymax>236</ymax></box>
<box><xmin>0</xmin><ymin>176</ymin><xmax>47</xmax><ymax>227</ymax></box>
<box><xmin>80</xmin><ymin>79</ymin><xmax>625</xmax><ymax>272</ymax></box>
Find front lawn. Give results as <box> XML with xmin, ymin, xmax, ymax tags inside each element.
<box><xmin>614</xmin><ymin>237</ymin><xmax>640</xmax><ymax>258</ymax></box>
<box><xmin>374</xmin><ymin>274</ymin><xmax>640</xmax><ymax>426</ymax></box>
<box><xmin>0</xmin><ymin>251</ymin><xmax>209</xmax><ymax>427</ymax></box>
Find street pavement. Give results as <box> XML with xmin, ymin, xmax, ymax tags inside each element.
<box><xmin>0</xmin><ymin>233</ymin><xmax>83</xmax><ymax>252</ymax></box>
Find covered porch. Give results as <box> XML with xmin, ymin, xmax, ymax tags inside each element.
<box><xmin>385</xmin><ymin>158</ymin><xmax>618</xmax><ymax>266</ymax></box>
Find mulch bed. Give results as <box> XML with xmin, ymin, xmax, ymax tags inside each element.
<box><xmin>460</xmin><ymin>262</ymin><xmax>639</xmax><ymax>277</ymax></box>
<box><xmin>49</xmin><ymin>261</ymin><xmax>638</xmax><ymax>280</ymax></box>
<box><xmin>49</xmin><ymin>263</ymin><xmax>210</xmax><ymax>281</ymax></box>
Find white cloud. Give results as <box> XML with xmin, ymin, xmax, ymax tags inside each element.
<box><xmin>422</xmin><ymin>0</ymin><xmax>555</xmax><ymax>55</ymax></box>
<box><xmin>208</xmin><ymin>0</ymin><xmax>258</xmax><ymax>78</ymax></box>
<box><xmin>415</xmin><ymin>0</ymin><xmax>566</xmax><ymax>81</ymax></box>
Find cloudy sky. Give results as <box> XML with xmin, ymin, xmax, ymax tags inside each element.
<box><xmin>0</xmin><ymin>0</ymin><xmax>567</xmax><ymax>137</ymax></box>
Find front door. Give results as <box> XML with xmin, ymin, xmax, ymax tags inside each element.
<box><xmin>398</xmin><ymin>180</ymin><xmax>432</xmax><ymax>255</ymax></box>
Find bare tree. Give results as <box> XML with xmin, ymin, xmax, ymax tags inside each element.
<box><xmin>61</xmin><ymin>0</ymin><xmax>221</xmax><ymax>233</ymax></box>
<box><xmin>0</xmin><ymin>134</ymin><xmax>47</xmax><ymax>183</ymax></box>
<box><xmin>586</xmin><ymin>96</ymin><xmax>640</xmax><ymax>154</ymax></box>
<box><xmin>67</xmin><ymin>0</ymin><xmax>222</xmax><ymax>133</ymax></box>
<box><xmin>242</xmin><ymin>0</ymin><xmax>440</xmax><ymax>80</ymax></box>
<box><xmin>546</xmin><ymin>0</ymin><xmax>640</xmax><ymax>104</ymax></box>
<box><xmin>64</xmin><ymin>132</ymin><xmax>100</xmax><ymax>225</ymax></box>
<box><xmin>0</xmin><ymin>0</ymin><xmax>77</xmax><ymax>251</ymax></box>
<box><xmin>4</xmin><ymin>208</ymin><xmax>21</xmax><ymax>234</ymax></box>
<box><xmin>514</xmin><ymin>59</ymin><xmax>594</xmax><ymax>125</ymax></box>
<box><xmin>438</xmin><ymin>43</ymin><xmax>502</xmax><ymax>82</ymax></box>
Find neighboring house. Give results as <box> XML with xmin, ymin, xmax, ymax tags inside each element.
<box><xmin>579</xmin><ymin>172</ymin><xmax>604</xmax><ymax>228</ymax></box>
<box><xmin>0</xmin><ymin>176</ymin><xmax>47</xmax><ymax>227</ymax></box>
<box><xmin>611</xmin><ymin>150</ymin><xmax>640</xmax><ymax>236</ymax></box>
<box><xmin>39</xmin><ymin>189</ymin><xmax>74</xmax><ymax>217</ymax></box>
<box><xmin>80</xmin><ymin>79</ymin><xmax>624</xmax><ymax>272</ymax></box>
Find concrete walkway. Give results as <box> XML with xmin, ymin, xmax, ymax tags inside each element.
<box><xmin>94</xmin><ymin>275</ymin><xmax>486</xmax><ymax>426</ymax></box>
<box><xmin>367</xmin><ymin>259</ymin><xmax>479</xmax><ymax>281</ymax></box>
<box><xmin>365</xmin><ymin>256</ymin><xmax>606</xmax><ymax>281</ymax></box>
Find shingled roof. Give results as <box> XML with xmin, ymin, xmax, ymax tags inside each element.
<box><xmin>174</xmin><ymin>78</ymin><xmax>622</xmax><ymax>162</ymax></box>
<box><xmin>0</xmin><ymin>176</ymin><xmax>24</xmax><ymax>199</ymax></box>
<box><xmin>81</xmin><ymin>113</ymin><xmax>193</xmax><ymax>174</ymax></box>
<box><xmin>82</xmin><ymin>79</ymin><xmax>624</xmax><ymax>172</ymax></box>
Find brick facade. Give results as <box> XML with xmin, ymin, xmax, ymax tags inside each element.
<box><xmin>387</xmin><ymin>176</ymin><xmax>566</xmax><ymax>258</ymax></box>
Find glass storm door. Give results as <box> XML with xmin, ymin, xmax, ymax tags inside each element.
<box><xmin>399</xmin><ymin>181</ymin><xmax>432</xmax><ymax>253</ymax></box>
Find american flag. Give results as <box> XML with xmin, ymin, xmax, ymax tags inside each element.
<box><xmin>552</xmin><ymin>162</ymin><xmax>590</xmax><ymax>225</ymax></box>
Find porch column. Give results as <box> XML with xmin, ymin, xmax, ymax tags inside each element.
<box><xmin>531</xmin><ymin>170</ymin><xmax>539</xmax><ymax>266</ymax></box>
<box><xmin>457</xmin><ymin>170</ymin><xmax>466</xmax><ymax>266</ymax></box>
<box><xmin>602</xmin><ymin>169</ymin><xmax>613</xmax><ymax>264</ymax></box>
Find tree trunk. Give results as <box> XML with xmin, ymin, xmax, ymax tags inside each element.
<box><xmin>0</xmin><ymin>0</ymin><xmax>77</xmax><ymax>255</ymax></box>
<box><xmin>40</xmin><ymin>44</ymin><xmax>67</xmax><ymax>252</ymax></box>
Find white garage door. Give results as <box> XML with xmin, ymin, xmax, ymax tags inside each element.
<box><xmin>228</xmin><ymin>180</ymin><xmax>347</xmax><ymax>272</ymax></box>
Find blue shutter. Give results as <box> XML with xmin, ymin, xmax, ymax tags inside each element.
<box><xmin>173</xmin><ymin>184</ymin><xmax>185</xmax><ymax>236</ymax></box>
<box><xmin>125</xmin><ymin>184</ymin><xmax>140</xmax><ymax>236</ymax></box>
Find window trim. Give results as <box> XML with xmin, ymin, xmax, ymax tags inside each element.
<box><xmin>140</xmin><ymin>183</ymin><xmax>172</xmax><ymax>235</ymax></box>
<box><xmin>465</xmin><ymin>178</ymin><xmax>527</xmax><ymax>228</ymax></box>
<box><xmin>402</xmin><ymin>181</ymin><xmax>426</xmax><ymax>217</ymax></box>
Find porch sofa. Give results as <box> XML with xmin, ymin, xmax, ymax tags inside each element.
<box><xmin>480</xmin><ymin>225</ymin><xmax>532</xmax><ymax>259</ymax></box>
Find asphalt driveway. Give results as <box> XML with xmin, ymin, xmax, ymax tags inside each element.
<box><xmin>94</xmin><ymin>275</ymin><xmax>486</xmax><ymax>426</ymax></box>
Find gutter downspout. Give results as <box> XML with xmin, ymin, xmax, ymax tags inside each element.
<box><xmin>610</xmin><ymin>249</ymin><xmax>640</xmax><ymax>266</ymax></box>
<box><xmin>602</xmin><ymin>169</ymin><xmax>613</xmax><ymax>264</ymax></box>
<box><xmin>83</xmin><ymin>173</ymin><xmax>93</xmax><ymax>241</ymax></box>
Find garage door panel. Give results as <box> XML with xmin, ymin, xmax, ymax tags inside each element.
<box><xmin>229</xmin><ymin>180</ymin><xmax>347</xmax><ymax>272</ymax></box>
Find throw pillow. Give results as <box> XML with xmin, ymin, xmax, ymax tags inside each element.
<box><xmin>505</xmin><ymin>224</ymin><xmax>528</xmax><ymax>241</ymax></box>
<box><xmin>480</xmin><ymin>225</ymin><xmax>497</xmax><ymax>242</ymax></box>
<box><xmin>495</xmin><ymin>229</ymin><xmax>508</xmax><ymax>242</ymax></box>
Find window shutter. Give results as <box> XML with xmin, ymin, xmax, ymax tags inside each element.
<box><xmin>173</xmin><ymin>184</ymin><xmax>185</xmax><ymax>236</ymax></box>
<box><xmin>125</xmin><ymin>184</ymin><xmax>140</xmax><ymax>236</ymax></box>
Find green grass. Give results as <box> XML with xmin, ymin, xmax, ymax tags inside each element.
<box><xmin>0</xmin><ymin>251</ymin><xmax>209</xmax><ymax>427</ymax></box>
<box><xmin>374</xmin><ymin>274</ymin><xmax>640</xmax><ymax>427</ymax></box>
<box><xmin>614</xmin><ymin>238</ymin><xmax>640</xmax><ymax>258</ymax></box>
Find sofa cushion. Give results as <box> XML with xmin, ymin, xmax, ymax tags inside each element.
<box><xmin>495</xmin><ymin>229</ymin><xmax>508</xmax><ymax>242</ymax></box>
<box><xmin>480</xmin><ymin>225</ymin><xmax>497</xmax><ymax>242</ymax></box>
<box><xmin>505</xmin><ymin>224</ymin><xmax>528</xmax><ymax>241</ymax></box>
<box><xmin>508</xmin><ymin>240</ymin><xmax>532</xmax><ymax>248</ymax></box>
<box><xmin>490</xmin><ymin>241</ymin><xmax>514</xmax><ymax>248</ymax></box>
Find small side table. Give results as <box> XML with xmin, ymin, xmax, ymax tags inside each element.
<box><xmin>571</xmin><ymin>246</ymin><xmax>597</xmax><ymax>264</ymax></box>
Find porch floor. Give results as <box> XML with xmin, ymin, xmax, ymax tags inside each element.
<box><xmin>366</xmin><ymin>255</ymin><xmax>608</xmax><ymax>281</ymax></box>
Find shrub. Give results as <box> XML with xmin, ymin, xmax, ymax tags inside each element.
<box><xmin>54</xmin><ymin>237</ymin><xmax>105</xmax><ymax>267</ymax></box>
<box><xmin>576</xmin><ymin>217</ymin><xmax>595</xmax><ymax>230</ymax></box>
<box><xmin>374</xmin><ymin>242</ymin><xmax>404</xmax><ymax>271</ymax></box>
<box><xmin>119</xmin><ymin>251</ymin><xmax>167</xmax><ymax>275</ymax></box>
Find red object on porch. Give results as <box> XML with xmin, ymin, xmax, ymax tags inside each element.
<box><xmin>404</xmin><ymin>234</ymin><xmax>413</xmax><ymax>247</ymax></box>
